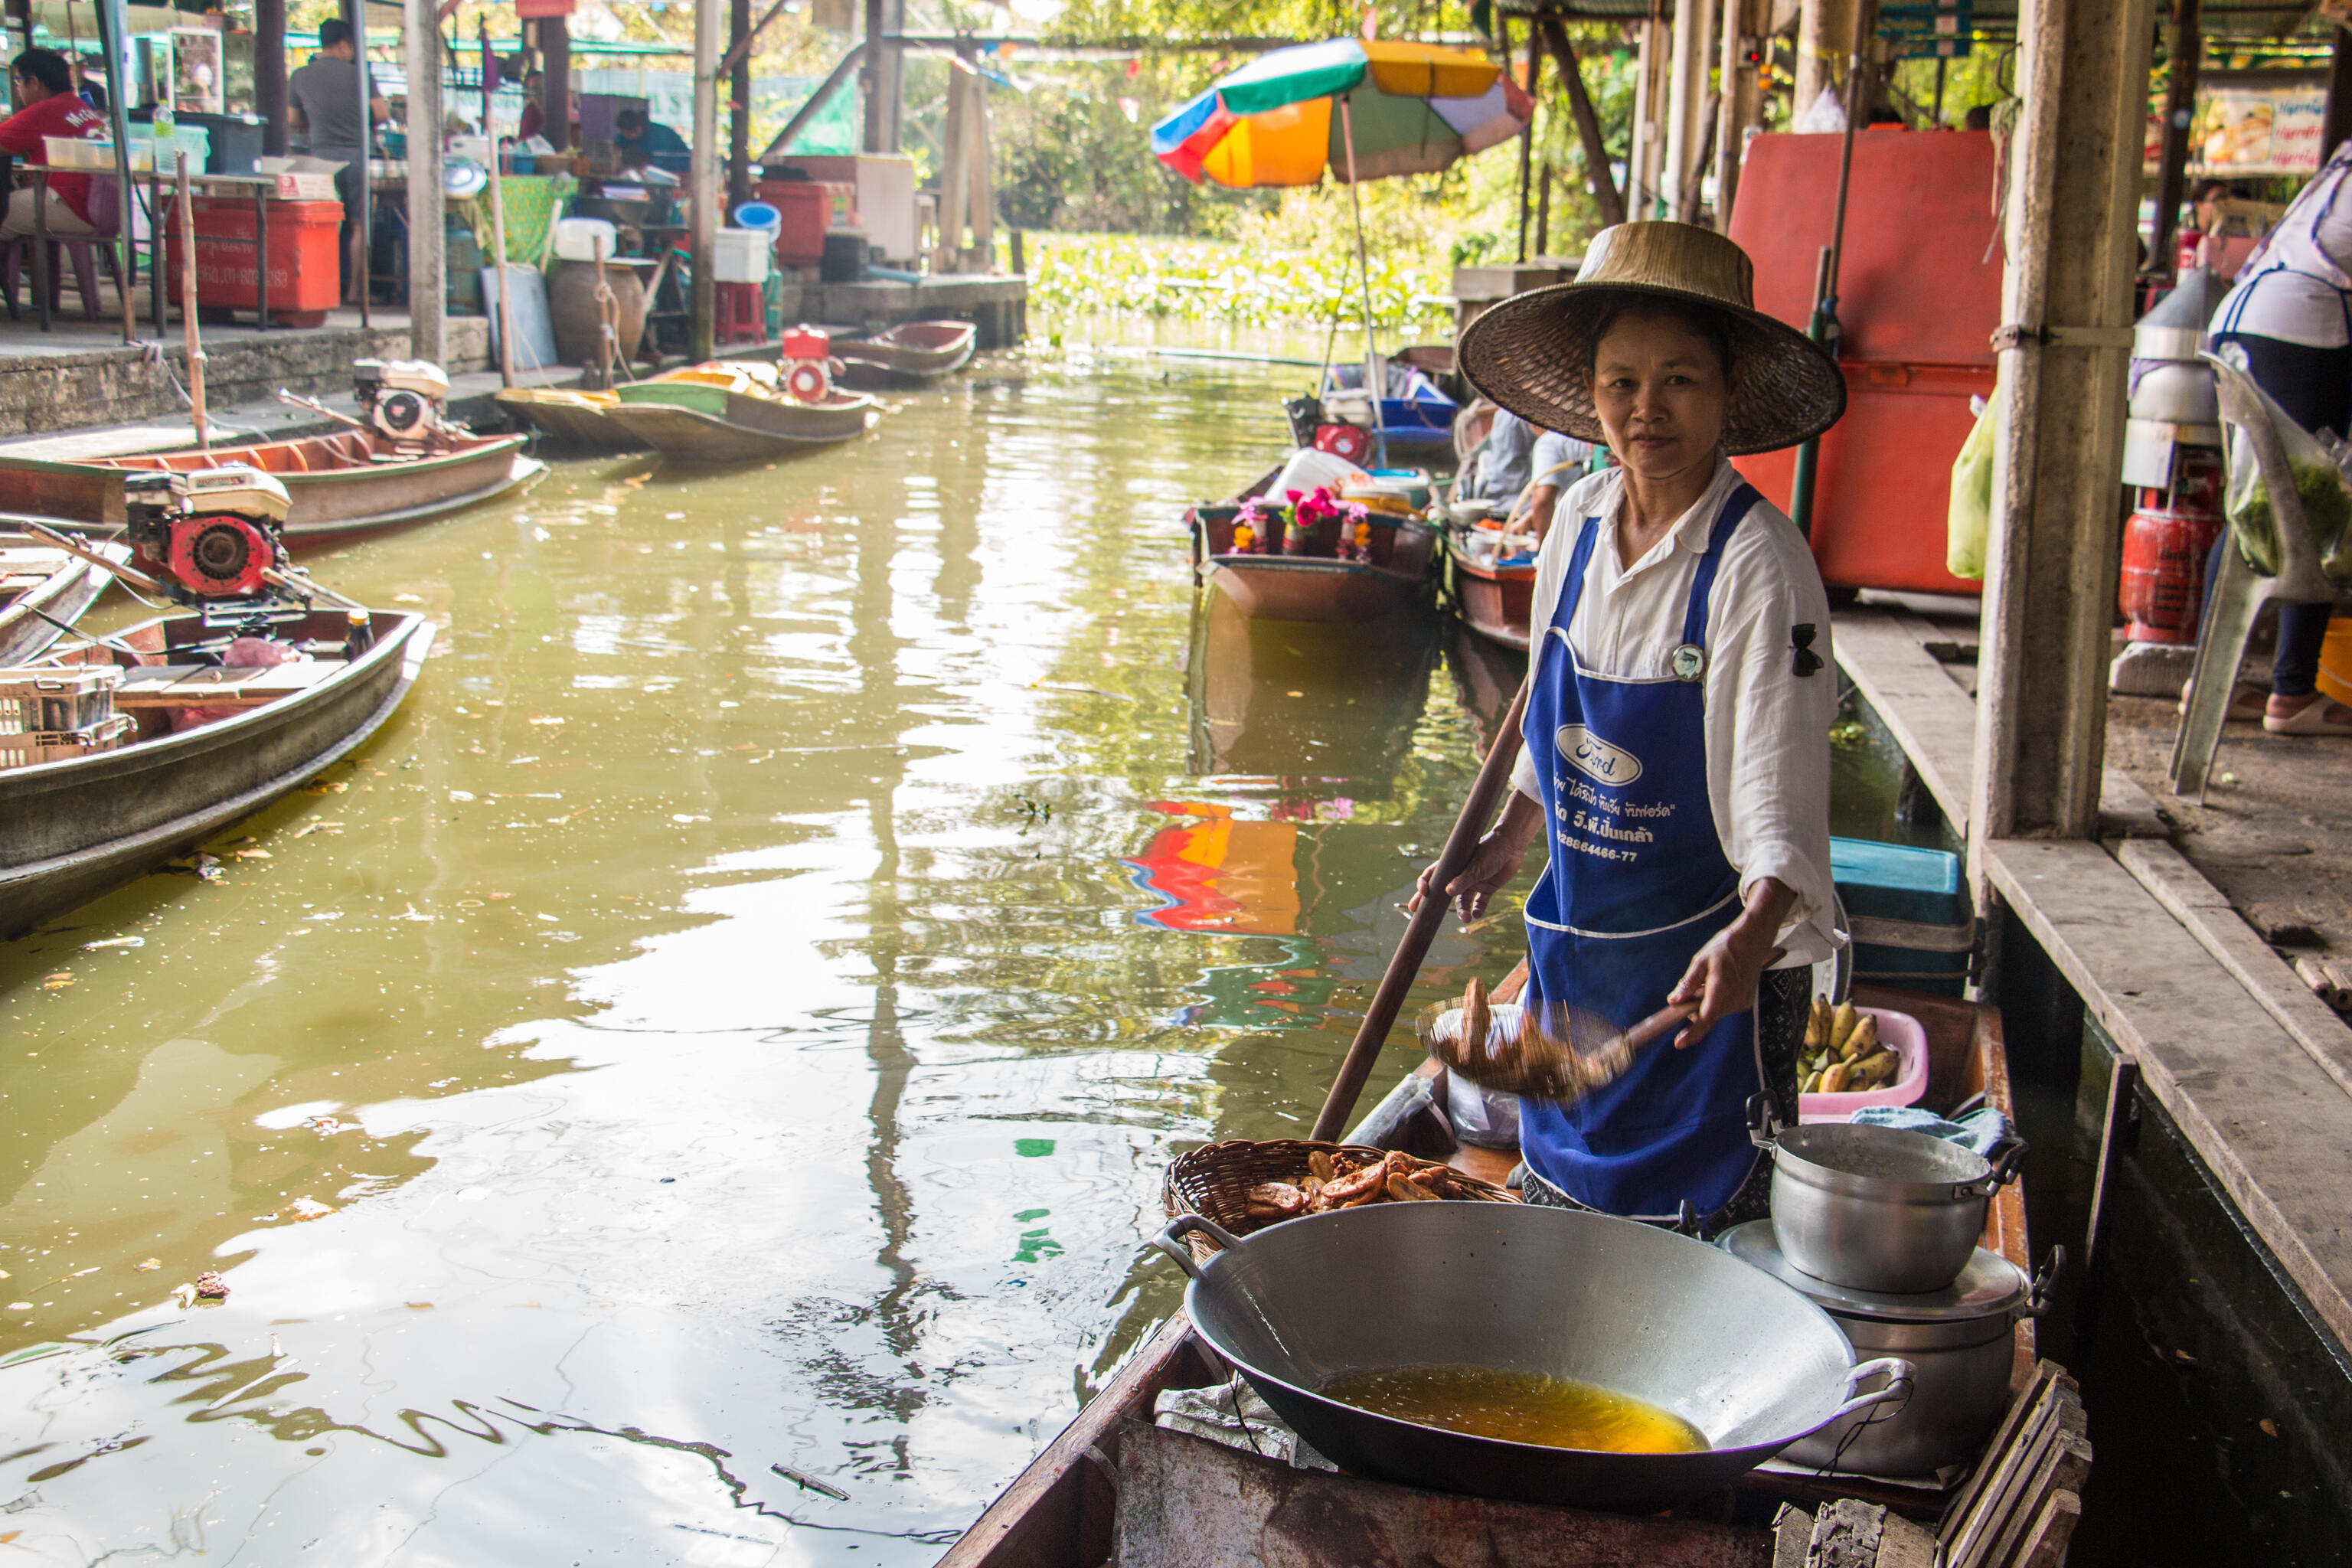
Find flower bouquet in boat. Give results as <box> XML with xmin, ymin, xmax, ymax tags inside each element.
<box><xmin>1</xmin><ymin>463</ymin><xmax>431</xmax><ymax>938</ymax></box>
<box><xmin>1186</xmin><ymin>456</ymin><xmax>1439</xmax><ymax>624</ymax></box>
<box><xmin>0</xmin><ymin>358</ymin><xmax>543</xmax><ymax>544</ymax></box>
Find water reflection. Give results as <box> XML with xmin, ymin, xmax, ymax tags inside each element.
<box><xmin>0</xmin><ymin>354</ymin><xmax>1524</xmax><ymax>1564</ymax></box>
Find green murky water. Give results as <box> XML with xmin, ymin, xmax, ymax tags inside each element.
<box><xmin>0</xmin><ymin>351</ymin><xmax>1524</xmax><ymax>1563</ymax></box>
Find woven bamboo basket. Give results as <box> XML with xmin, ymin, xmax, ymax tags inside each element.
<box><xmin>1161</xmin><ymin>1138</ymin><xmax>1516</xmax><ymax>1260</ymax></box>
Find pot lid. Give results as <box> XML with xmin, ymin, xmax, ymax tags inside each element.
<box><xmin>1717</xmin><ymin>1220</ymin><xmax>2030</xmax><ymax>1325</ymax></box>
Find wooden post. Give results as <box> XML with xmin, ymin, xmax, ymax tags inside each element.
<box><xmin>1535</xmin><ymin>162</ymin><xmax>1551</xmax><ymax>256</ymax></box>
<box><xmin>1715</xmin><ymin>0</ymin><xmax>1763</xmax><ymax>227</ymax></box>
<box><xmin>1796</xmin><ymin>0</ymin><xmax>1855</xmax><ymax>126</ymax></box>
<box><xmin>403</xmin><ymin>0</ymin><xmax>445</xmax><ymax>365</ymax></box>
<box><xmin>541</xmin><ymin>16</ymin><xmax>570</xmax><ymax>151</ymax></box>
<box><xmin>1538</xmin><ymin>19</ymin><xmax>1626</xmax><ymax>230</ymax></box>
<box><xmin>729</xmin><ymin>0</ymin><xmax>753</xmax><ymax>206</ymax></box>
<box><xmin>351</xmin><ymin>0</ymin><xmax>371</xmax><ymax>327</ymax></box>
<box><xmin>860</xmin><ymin>0</ymin><xmax>886</xmax><ymax>152</ymax></box>
<box><xmin>175</xmin><ymin>155</ymin><xmax>207</xmax><ymax>449</ymax></box>
<box><xmin>1664</xmin><ymin>0</ymin><xmax>1713</xmax><ymax>223</ymax></box>
<box><xmin>2324</xmin><ymin>27</ymin><xmax>2352</xmax><ymax>163</ymax></box>
<box><xmin>937</xmin><ymin>53</ymin><xmax>968</xmax><ymax>271</ymax></box>
<box><xmin>691</xmin><ymin>0</ymin><xmax>717</xmax><ymax>362</ymax></box>
<box><xmin>2148</xmin><ymin>0</ymin><xmax>2200</xmax><ymax>283</ymax></box>
<box><xmin>482</xmin><ymin>21</ymin><xmax>516</xmax><ymax>389</ymax></box>
<box><xmin>1512</xmin><ymin>20</ymin><xmax>1537</xmax><ymax>263</ymax></box>
<box><xmin>965</xmin><ymin>52</ymin><xmax>991</xmax><ymax>267</ymax></box>
<box><xmin>255</xmin><ymin>0</ymin><xmax>288</xmax><ymax>156</ymax></box>
<box><xmin>1970</xmin><ymin>0</ymin><xmax>2151</xmax><ymax>864</ymax></box>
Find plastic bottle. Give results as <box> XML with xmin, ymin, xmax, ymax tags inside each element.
<box><xmin>342</xmin><ymin>608</ymin><xmax>373</xmax><ymax>661</ymax></box>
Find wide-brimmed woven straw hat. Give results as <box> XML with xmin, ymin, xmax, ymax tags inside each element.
<box><xmin>1457</xmin><ymin>221</ymin><xmax>1845</xmax><ymax>456</ymax></box>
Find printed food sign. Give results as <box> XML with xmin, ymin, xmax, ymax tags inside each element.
<box><xmin>2146</xmin><ymin>70</ymin><xmax>2327</xmax><ymax>176</ymax></box>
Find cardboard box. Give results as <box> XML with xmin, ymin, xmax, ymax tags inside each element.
<box><xmin>253</xmin><ymin>155</ymin><xmax>345</xmax><ymax>202</ymax></box>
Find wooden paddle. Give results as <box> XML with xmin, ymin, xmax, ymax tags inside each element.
<box><xmin>1308</xmin><ymin>678</ymin><xmax>1531</xmax><ymax>1142</ymax></box>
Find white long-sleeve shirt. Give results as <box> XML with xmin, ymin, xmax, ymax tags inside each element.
<box><xmin>1508</xmin><ymin>458</ymin><xmax>1843</xmax><ymax>968</ymax></box>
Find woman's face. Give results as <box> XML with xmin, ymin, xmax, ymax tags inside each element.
<box><xmin>1588</xmin><ymin>309</ymin><xmax>1734</xmax><ymax>485</ymax></box>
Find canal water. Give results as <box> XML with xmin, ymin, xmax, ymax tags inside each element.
<box><xmin>0</xmin><ymin>351</ymin><xmax>1530</xmax><ymax>1563</ymax></box>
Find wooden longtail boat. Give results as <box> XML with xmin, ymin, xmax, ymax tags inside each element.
<box><xmin>0</xmin><ymin>535</ymin><xmax>122</xmax><ymax>665</ymax></box>
<box><xmin>0</xmin><ymin>432</ymin><xmax>544</xmax><ymax>544</ymax></box>
<box><xmin>1</xmin><ymin>608</ymin><xmax>432</xmax><ymax>939</ymax></box>
<box><xmin>832</xmin><ymin>321</ymin><xmax>978</xmax><ymax>388</ymax></box>
<box><xmin>1446</xmin><ymin>522</ymin><xmax>1536</xmax><ymax>652</ymax></box>
<box><xmin>939</xmin><ymin>978</ymin><xmax>2036</xmax><ymax>1566</ymax></box>
<box><xmin>1187</xmin><ymin>471</ymin><xmax>1440</xmax><ymax>623</ymax></box>
<box><xmin>604</xmin><ymin>363</ymin><xmax>880</xmax><ymax>465</ymax></box>
<box><xmin>494</xmin><ymin>387</ymin><xmax>648</xmax><ymax>452</ymax></box>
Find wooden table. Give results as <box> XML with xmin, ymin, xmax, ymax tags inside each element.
<box><xmin>2</xmin><ymin>162</ymin><xmax>276</xmax><ymax>335</ymax></box>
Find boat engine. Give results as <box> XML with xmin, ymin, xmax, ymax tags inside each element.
<box><xmin>780</xmin><ymin>325</ymin><xmax>832</xmax><ymax>403</ymax></box>
<box><xmin>353</xmin><ymin>358</ymin><xmax>457</xmax><ymax>449</ymax></box>
<box><xmin>122</xmin><ymin>466</ymin><xmax>293</xmax><ymax>606</ymax></box>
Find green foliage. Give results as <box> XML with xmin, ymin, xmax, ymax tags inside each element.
<box><xmin>1026</xmin><ymin>230</ymin><xmax>1453</xmax><ymax>328</ymax></box>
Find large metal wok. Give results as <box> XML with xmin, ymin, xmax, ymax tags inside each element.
<box><xmin>1154</xmin><ymin>1202</ymin><xmax>1911</xmax><ymax>1514</ymax></box>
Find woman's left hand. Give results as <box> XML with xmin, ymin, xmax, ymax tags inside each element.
<box><xmin>1665</xmin><ymin>878</ymin><xmax>1796</xmax><ymax>1048</ymax></box>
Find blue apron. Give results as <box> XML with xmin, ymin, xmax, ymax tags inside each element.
<box><xmin>1519</xmin><ymin>482</ymin><xmax>1768</xmax><ymax>1222</ymax></box>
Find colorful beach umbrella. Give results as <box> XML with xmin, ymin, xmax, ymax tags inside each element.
<box><xmin>1151</xmin><ymin>38</ymin><xmax>1531</xmax><ymax>188</ymax></box>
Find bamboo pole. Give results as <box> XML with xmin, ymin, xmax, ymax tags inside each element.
<box><xmin>1338</xmin><ymin>93</ymin><xmax>1385</xmax><ymax>472</ymax></box>
<box><xmin>175</xmin><ymin>154</ymin><xmax>207</xmax><ymax>449</ymax></box>
<box><xmin>483</xmin><ymin>21</ymin><xmax>517</xmax><ymax>389</ymax></box>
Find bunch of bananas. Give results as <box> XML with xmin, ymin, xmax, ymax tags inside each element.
<box><xmin>1800</xmin><ymin>999</ymin><xmax>1902</xmax><ymax>1095</ymax></box>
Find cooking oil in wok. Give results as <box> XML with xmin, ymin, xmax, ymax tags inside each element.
<box><xmin>1320</xmin><ymin>1364</ymin><xmax>1710</xmax><ymax>1454</ymax></box>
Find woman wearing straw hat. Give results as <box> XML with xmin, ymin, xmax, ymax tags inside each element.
<box><xmin>1419</xmin><ymin>221</ymin><xmax>1847</xmax><ymax>1229</ymax></box>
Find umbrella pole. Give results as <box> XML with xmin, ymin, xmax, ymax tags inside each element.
<box><xmin>1339</xmin><ymin>93</ymin><xmax>1387</xmax><ymax>471</ymax></box>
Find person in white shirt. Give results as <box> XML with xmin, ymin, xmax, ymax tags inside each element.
<box><xmin>1426</xmin><ymin>222</ymin><xmax>1846</xmax><ymax>1229</ymax></box>
<box><xmin>2205</xmin><ymin>145</ymin><xmax>2352</xmax><ymax>733</ymax></box>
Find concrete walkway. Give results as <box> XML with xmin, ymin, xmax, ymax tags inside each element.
<box><xmin>1837</xmin><ymin>600</ymin><xmax>2352</xmax><ymax>1358</ymax></box>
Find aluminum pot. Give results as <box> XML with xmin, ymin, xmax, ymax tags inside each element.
<box><xmin>1723</xmin><ymin>1221</ymin><xmax>2062</xmax><ymax>1475</ymax></box>
<box><xmin>1152</xmin><ymin>1203</ymin><xmax>1913</xmax><ymax>1514</ymax></box>
<box><xmin>1754</xmin><ymin>1110</ymin><xmax>2025</xmax><ymax>1294</ymax></box>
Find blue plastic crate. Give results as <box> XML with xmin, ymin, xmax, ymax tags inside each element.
<box><xmin>1830</xmin><ymin>837</ymin><xmax>1974</xmax><ymax>995</ymax></box>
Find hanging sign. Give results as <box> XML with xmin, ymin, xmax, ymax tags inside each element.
<box><xmin>514</xmin><ymin>0</ymin><xmax>576</xmax><ymax>16</ymax></box>
<box><xmin>2145</xmin><ymin>70</ymin><xmax>2326</xmax><ymax>177</ymax></box>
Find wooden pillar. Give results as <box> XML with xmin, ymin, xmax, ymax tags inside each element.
<box><xmin>1715</xmin><ymin>0</ymin><xmax>1764</xmax><ymax>226</ymax></box>
<box><xmin>1796</xmin><ymin>0</ymin><xmax>1856</xmax><ymax>125</ymax></box>
<box><xmin>541</xmin><ymin>16</ymin><xmax>570</xmax><ymax>151</ymax></box>
<box><xmin>1627</xmin><ymin>11</ymin><xmax>1658</xmax><ymax>216</ymax></box>
<box><xmin>860</xmin><ymin>0</ymin><xmax>886</xmax><ymax>152</ymax></box>
<box><xmin>965</xmin><ymin>53</ymin><xmax>991</xmax><ymax>266</ymax></box>
<box><xmin>1514</xmin><ymin>22</ymin><xmax>1540</xmax><ymax>262</ymax></box>
<box><xmin>1539</xmin><ymin>20</ymin><xmax>1626</xmax><ymax>229</ymax></box>
<box><xmin>255</xmin><ymin>0</ymin><xmax>288</xmax><ymax>155</ymax></box>
<box><xmin>403</xmin><ymin>0</ymin><xmax>445</xmax><ymax>363</ymax></box>
<box><xmin>1970</xmin><ymin>0</ymin><xmax>2152</xmax><ymax>861</ymax></box>
<box><xmin>691</xmin><ymin>0</ymin><xmax>716</xmax><ymax>361</ymax></box>
<box><xmin>2148</xmin><ymin>0</ymin><xmax>2200</xmax><ymax>282</ymax></box>
<box><xmin>728</xmin><ymin>0</ymin><xmax>753</xmax><ymax>205</ymax></box>
<box><xmin>1663</xmin><ymin>0</ymin><xmax>1717</xmax><ymax>220</ymax></box>
<box><xmin>936</xmin><ymin>53</ymin><xmax>967</xmax><ymax>270</ymax></box>
<box><xmin>2324</xmin><ymin>26</ymin><xmax>2352</xmax><ymax>162</ymax></box>
<box><xmin>878</xmin><ymin>0</ymin><xmax>905</xmax><ymax>153</ymax></box>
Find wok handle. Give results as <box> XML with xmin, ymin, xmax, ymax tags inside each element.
<box><xmin>1828</xmin><ymin>1357</ymin><xmax>1915</xmax><ymax>1425</ymax></box>
<box><xmin>1150</xmin><ymin>1214</ymin><xmax>1245</xmax><ymax>1279</ymax></box>
<box><xmin>1958</xmin><ymin>1135</ymin><xmax>2029</xmax><ymax>1199</ymax></box>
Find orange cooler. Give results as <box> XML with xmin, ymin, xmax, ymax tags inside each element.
<box><xmin>167</xmin><ymin>198</ymin><xmax>342</xmax><ymax>324</ymax></box>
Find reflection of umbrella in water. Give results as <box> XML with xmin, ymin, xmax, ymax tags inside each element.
<box><xmin>1124</xmin><ymin>802</ymin><xmax>1302</xmax><ymax>936</ymax></box>
<box><xmin>1151</xmin><ymin>39</ymin><xmax>1530</xmax><ymax>462</ymax></box>
<box><xmin>1187</xmin><ymin>590</ymin><xmax>1437</xmax><ymax>785</ymax></box>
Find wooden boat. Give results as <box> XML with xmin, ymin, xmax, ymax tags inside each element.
<box><xmin>1188</xmin><ymin>475</ymin><xmax>1439</xmax><ymax>623</ymax></box>
<box><xmin>604</xmin><ymin>361</ymin><xmax>880</xmax><ymax>465</ymax></box>
<box><xmin>1</xmin><ymin>607</ymin><xmax>432</xmax><ymax>939</ymax></box>
<box><xmin>0</xmin><ymin>534</ymin><xmax>123</xmax><ymax>665</ymax></box>
<box><xmin>1446</xmin><ymin>521</ymin><xmax>1537</xmax><ymax>652</ymax></box>
<box><xmin>940</xmin><ymin>978</ymin><xmax>2037</xmax><ymax>1567</ymax></box>
<box><xmin>494</xmin><ymin>387</ymin><xmax>647</xmax><ymax>452</ymax></box>
<box><xmin>0</xmin><ymin>431</ymin><xmax>544</xmax><ymax>544</ymax></box>
<box><xmin>832</xmin><ymin>320</ymin><xmax>978</xmax><ymax>388</ymax></box>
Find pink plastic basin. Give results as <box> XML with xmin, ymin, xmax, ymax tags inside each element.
<box><xmin>1798</xmin><ymin>1004</ymin><xmax>1929</xmax><ymax>1122</ymax></box>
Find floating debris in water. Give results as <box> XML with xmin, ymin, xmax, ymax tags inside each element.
<box><xmin>194</xmin><ymin>1272</ymin><xmax>227</xmax><ymax>1300</ymax></box>
<box><xmin>134</xmin><ymin>1259</ymin><xmax>160</xmax><ymax>1272</ymax></box>
<box><xmin>769</xmin><ymin>1463</ymin><xmax>848</xmax><ymax>1501</ymax></box>
<box><xmin>83</xmin><ymin>936</ymin><xmax>144</xmax><ymax>950</ymax></box>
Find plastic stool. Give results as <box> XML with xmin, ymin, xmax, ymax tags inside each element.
<box><xmin>714</xmin><ymin>282</ymin><xmax>763</xmax><ymax>346</ymax></box>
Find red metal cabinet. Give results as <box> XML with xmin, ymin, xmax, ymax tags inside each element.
<box><xmin>1728</xmin><ymin>129</ymin><xmax>2003</xmax><ymax>595</ymax></box>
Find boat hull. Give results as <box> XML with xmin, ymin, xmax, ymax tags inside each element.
<box><xmin>0</xmin><ymin>540</ymin><xmax>118</xmax><ymax>665</ymax></box>
<box><xmin>0</xmin><ymin>609</ymin><xmax>432</xmax><ymax>938</ymax></box>
<box><xmin>0</xmin><ymin>433</ymin><xmax>544</xmax><ymax>543</ymax></box>
<box><xmin>1203</xmin><ymin>556</ymin><xmax>1428</xmax><ymax>622</ymax></box>
<box><xmin>495</xmin><ymin>390</ymin><xmax>647</xmax><ymax>451</ymax></box>
<box><xmin>832</xmin><ymin>322</ymin><xmax>978</xmax><ymax>387</ymax></box>
<box><xmin>1450</xmin><ymin>542</ymin><xmax>1535</xmax><ymax>652</ymax></box>
<box><xmin>603</xmin><ymin>393</ymin><xmax>878</xmax><ymax>464</ymax></box>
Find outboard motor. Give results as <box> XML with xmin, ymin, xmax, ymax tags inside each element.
<box><xmin>353</xmin><ymin>358</ymin><xmax>457</xmax><ymax>450</ymax></box>
<box><xmin>122</xmin><ymin>466</ymin><xmax>293</xmax><ymax>612</ymax></box>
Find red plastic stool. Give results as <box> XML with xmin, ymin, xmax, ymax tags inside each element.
<box><xmin>714</xmin><ymin>282</ymin><xmax>763</xmax><ymax>346</ymax></box>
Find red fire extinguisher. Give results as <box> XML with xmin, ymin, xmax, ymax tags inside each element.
<box><xmin>2118</xmin><ymin>447</ymin><xmax>2225</xmax><ymax>644</ymax></box>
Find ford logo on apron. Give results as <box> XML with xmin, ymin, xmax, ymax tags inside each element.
<box><xmin>1555</xmin><ymin>724</ymin><xmax>1642</xmax><ymax>786</ymax></box>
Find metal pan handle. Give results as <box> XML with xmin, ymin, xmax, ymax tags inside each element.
<box><xmin>1958</xmin><ymin>1135</ymin><xmax>2029</xmax><ymax>1198</ymax></box>
<box><xmin>1150</xmin><ymin>1214</ymin><xmax>1245</xmax><ymax>1279</ymax></box>
<box><xmin>2023</xmin><ymin>1244</ymin><xmax>2068</xmax><ymax>1319</ymax></box>
<box><xmin>1827</xmin><ymin>1357</ymin><xmax>1915</xmax><ymax>1425</ymax></box>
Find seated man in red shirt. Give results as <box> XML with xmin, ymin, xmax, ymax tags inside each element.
<box><xmin>0</xmin><ymin>49</ymin><xmax>108</xmax><ymax>240</ymax></box>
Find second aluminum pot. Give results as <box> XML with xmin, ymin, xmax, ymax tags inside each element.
<box><xmin>1753</xmin><ymin>1107</ymin><xmax>2025</xmax><ymax>1294</ymax></box>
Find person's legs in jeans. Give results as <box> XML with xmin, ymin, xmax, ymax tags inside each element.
<box><xmin>2200</xmin><ymin>333</ymin><xmax>2352</xmax><ymax>725</ymax></box>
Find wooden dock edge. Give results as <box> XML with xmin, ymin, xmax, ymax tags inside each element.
<box><xmin>1835</xmin><ymin>604</ymin><xmax>2352</xmax><ymax>1359</ymax></box>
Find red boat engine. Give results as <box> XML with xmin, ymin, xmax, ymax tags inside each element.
<box><xmin>122</xmin><ymin>466</ymin><xmax>294</xmax><ymax>604</ymax></box>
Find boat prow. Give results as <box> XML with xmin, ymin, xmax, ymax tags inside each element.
<box><xmin>495</xmin><ymin>387</ymin><xmax>648</xmax><ymax>452</ymax></box>
<box><xmin>0</xmin><ymin>534</ymin><xmax>125</xmax><ymax>664</ymax></box>
<box><xmin>834</xmin><ymin>321</ymin><xmax>979</xmax><ymax>388</ymax></box>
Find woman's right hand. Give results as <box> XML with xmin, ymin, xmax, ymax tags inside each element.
<box><xmin>1410</xmin><ymin>795</ymin><xmax>1540</xmax><ymax>922</ymax></box>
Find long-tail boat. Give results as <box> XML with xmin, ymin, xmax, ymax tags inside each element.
<box><xmin>604</xmin><ymin>361</ymin><xmax>880</xmax><ymax>464</ymax></box>
<box><xmin>832</xmin><ymin>321</ymin><xmax>978</xmax><ymax>388</ymax></box>
<box><xmin>0</xmin><ymin>533</ymin><xmax>123</xmax><ymax>665</ymax></box>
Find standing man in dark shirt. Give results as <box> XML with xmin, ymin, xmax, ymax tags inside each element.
<box><xmin>289</xmin><ymin>18</ymin><xmax>388</xmax><ymax>304</ymax></box>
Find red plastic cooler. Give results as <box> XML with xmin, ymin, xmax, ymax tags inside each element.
<box><xmin>167</xmin><ymin>198</ymin><xmax>342</xmax><ymax>326</ymax></box>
